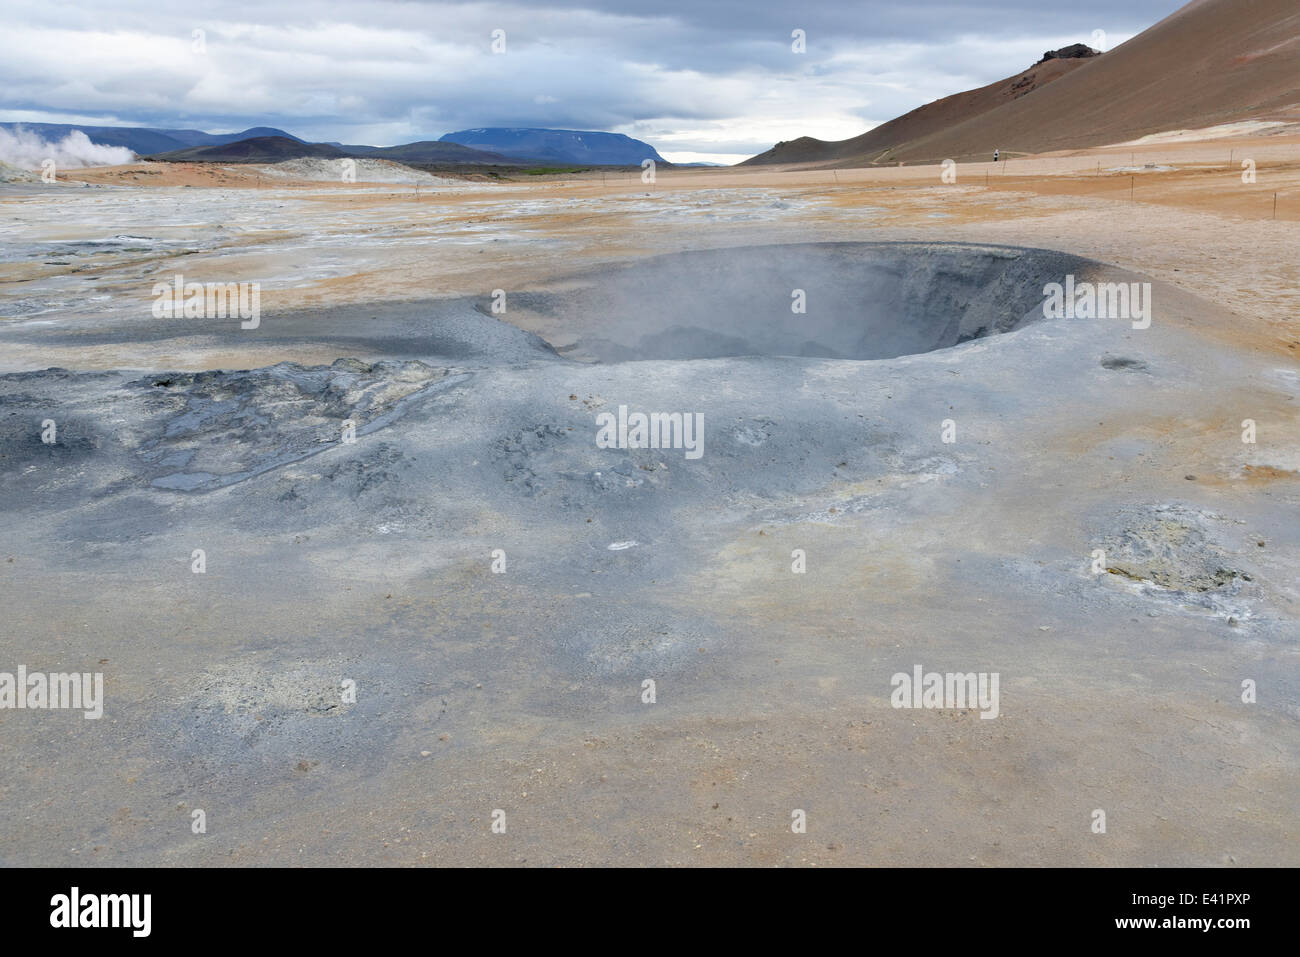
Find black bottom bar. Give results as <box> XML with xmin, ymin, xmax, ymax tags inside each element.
<box><xmin>2</xmin><ymin>867</ymin><xmax>1284</xmax><ymax>943</ymax></box>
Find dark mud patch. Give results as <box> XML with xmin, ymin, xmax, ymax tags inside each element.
<box><xmin>123</xmin><ymin>359</ymin><xmax>466</xmax><ymax>492</ymax></box>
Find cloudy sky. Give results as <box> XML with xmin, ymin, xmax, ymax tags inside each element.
<box><xmin>1</xmin><ymin>0</ymin><xmax>1186</xmax><ymax>163</ymax></box>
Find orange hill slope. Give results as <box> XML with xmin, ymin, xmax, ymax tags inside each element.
<box><xmin>744</xmin><ymin>0</ymin><xmax>1300</xmax><ymax>168</ymax></box>
<box><xmin>746</xmin><ymin>47</ymin><xmax>1096</xmax><ymax>167</ymax></box>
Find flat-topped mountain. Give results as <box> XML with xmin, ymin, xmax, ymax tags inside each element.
<box><xmin>439</xmin><ymin>128</ymin><xmax>665</xmax><ymax>165</ymax></box>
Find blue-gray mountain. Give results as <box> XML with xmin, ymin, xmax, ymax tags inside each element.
<box><xmin>0</xmin><ymin>123</ymin><xmax>301</xmax><ymax>156</ymax></box>
<box><xmin>1</xmin><ymin>122</ymin><xmax>666</xmax><ymax>167</ymax></box>
<box><xmin>439</xmin><ymin>128</ymin><xmax>665</xmax><ymax>166</ymax></box>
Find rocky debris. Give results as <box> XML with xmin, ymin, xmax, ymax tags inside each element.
<box><xmin>1102</xmin><ymin>504</ymin><xmax>1251</xmax><ymax>594</ymax></box>
<box><xmin>1009</xmin><ymin>73</ymin><xmax>1038</xmax><ymax>96</ymax></box>
<box><xmin>0</xmin><ymin>160</ymin><xmax>41</xmax><ymax>183</ymax></box>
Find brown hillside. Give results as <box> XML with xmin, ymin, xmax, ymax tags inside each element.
<box><xmin>748</xmin><ymin>51</ymin><xmax>1093</xmax><ymax>166</ymax></box>
<box><xmin>745</xmin><ymin>0</ymin><xmax>1300</xmax><ymax>167</ymax></box>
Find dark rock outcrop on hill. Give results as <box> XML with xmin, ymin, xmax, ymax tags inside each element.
<box><xmin>1037</xmin><ymin>43</ymin><xmax>1101</xmax><ymax>63</ymax></box>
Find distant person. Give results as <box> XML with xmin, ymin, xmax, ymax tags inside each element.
<box><xmin>993</xmin><ymin>149</ymin><xmax>999</xmax><ymax>163</ymax></box>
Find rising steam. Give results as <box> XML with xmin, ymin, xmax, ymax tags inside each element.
<box><xmin>0</xmin><ymin>127</ymin><xmax>135</xmax><ymax>170</ymax></box>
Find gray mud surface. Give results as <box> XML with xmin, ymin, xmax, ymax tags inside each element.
<box><xmin>1</xmin><ymin>242</ymin><xmax>1297</xmax><ymax>866</ymax></box>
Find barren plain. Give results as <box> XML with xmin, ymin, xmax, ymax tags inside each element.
<box><xmin>1</xmin><ymin>129</ymin><xmax>1297</xmax><ymax>865</ymax></box>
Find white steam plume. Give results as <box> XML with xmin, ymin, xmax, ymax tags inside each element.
<box><xmin>0</xmin><ymin>126</ymin><xmax>135</xmax><ymax>169</ymax></box>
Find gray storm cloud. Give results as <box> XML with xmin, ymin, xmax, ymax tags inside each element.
<box><xmin>0</xmin><ymin>0</ymin><xmax>1184</xmax><ymax>160</ymax></box>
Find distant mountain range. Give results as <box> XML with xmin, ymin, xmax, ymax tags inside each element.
<box><xmin>335</xmin><ymin>140</ymin><xmax>512</xmax><ymax>165</ymax></box>
<box><xmin>0</xmin><ymin>123</ymin><xmax>305</xmax><ymax>156</ymax></box>
<box><xmin>439</xmin><ymin>128</ymin><xmax>665</xmax><ymax>165</ymax></box>
<box><xmin>0</xmin><ymin>121</ymin><xmax>667</xmax><ymax>167</ymax></box>
<box><xmin>146</xmin><ymin>136</ymin><xmax>511</xmax><ymax>165</ymax></box>
<box><xmin>149</xmin><ymin>136</ymin><xmax>343</xmax><ymax>162</ymax></box>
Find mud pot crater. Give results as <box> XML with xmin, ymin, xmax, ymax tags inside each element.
<box><xmin>517</xmin><ymin>242</ymin><xmax>1098</xmax><ymax>362</ymax></box>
